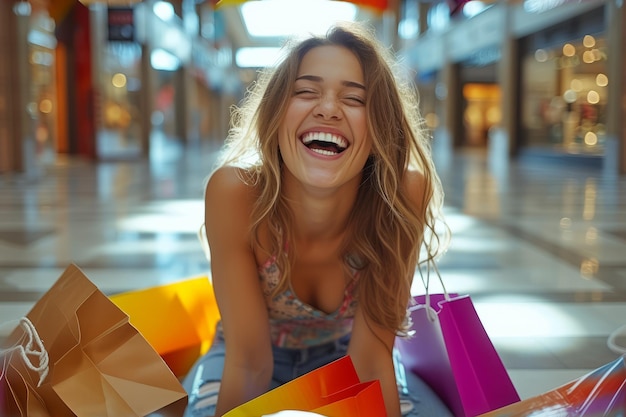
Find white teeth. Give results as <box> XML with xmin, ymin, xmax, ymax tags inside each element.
<box><xmin>301</xmin><ymin>132</ymin><xmax>348</xmax><ymax>149</ymax></box>
<box><xmin>310</xmin><ymin>148</ymin><xmax>337</xmax><ymax>156</ymax></box>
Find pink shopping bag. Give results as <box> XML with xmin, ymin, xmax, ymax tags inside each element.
<box><xmin>396</xmin><ymin>292</ymin><xmax>520</xmax><ymax>417</ymax></box>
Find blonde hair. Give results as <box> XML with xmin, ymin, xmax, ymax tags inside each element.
<box><xmin>216</xmin><ymin>22</ymin><xmax>447</xmax><ymax>335</ymax></box>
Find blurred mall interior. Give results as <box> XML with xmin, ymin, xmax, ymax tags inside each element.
<box><xmin>1</xmin><ymin>0</ymin><xmax>626</xmax><ymax>406</ymax></box>
<box><xmin>0</xmin><ymin>0</ymin><xmax>625</xmax><ymax>177</ymax></box>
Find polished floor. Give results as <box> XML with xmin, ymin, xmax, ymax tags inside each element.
<box><xmin>1</xmin><ymin>140</ymin><xmax>626</xmax><ymax>402</ymax></box>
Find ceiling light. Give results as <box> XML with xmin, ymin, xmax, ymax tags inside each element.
<box><xmin>462</xmin><ymin>0</ymin><xmax>488</xmax><ymax>18</ymax></box>
<box><xmin>236</xmin><ymin>47</ymin><xmax>285</xmax><ymax>68</ymax></box>
<box><xmin>13</xmin><ymin>1</ymin><xmax>31</xmax><ymax>16</ymax></box>
<box><xmin>241</xmin><ymin>0</ymin><xmax>358</xmax><ymax>38</ymax></box>
<box><xmin>151</xmin><ymin>48</ymin><xmax>180</xmax><ymax>71</ymax></box>
<box><xmin>153</xmin><ymin>1</ymin><xmax>175</xmax><ymax>21</ymax></box>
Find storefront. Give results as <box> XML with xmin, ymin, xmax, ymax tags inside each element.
<box><xmin>89</xmin><ymin>1</ymin><xmax>230</xmax><ymax>161</ymax></box>
<box><xmin>401</xmin><ymin>0</ymin><xmax>625</xmax><ymax>173</ymax></box>
<box><xmin>519</xmin><ymin>5</ymin><xmax>607</xmax><ymax>158</ymax></box>
<box><xmin>94</xmin><ymin>6</ymin><xmax>144</xmax><ymax>160</ymax></box>
<box><xmin>459</xmin><ymin>49</ymin><xmax>501</xmax><ymax>148</ymax></box>
<box><xmin>402</xmin><ymin>1</ymin><xmax>507</xmax><ymax>152</ymax></box>
<box><xmin>0</xmin><ymin>0</ymin><xmax>231</xmax><ymax>173</ymax></box>
<box><xmin>0</xmin><ymin>0</ymin><xmax>57</xmax><ymax>176</ymax></box>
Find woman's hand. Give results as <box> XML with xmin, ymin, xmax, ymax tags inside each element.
<box><xmin>348</xmin><ymin>307</ymin><xmax>402</xmax><ymax>417</ymax></box>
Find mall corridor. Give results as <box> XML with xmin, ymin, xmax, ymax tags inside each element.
<box><xmin>1</xmin><ymin>142</ymin><xmax>625</xmax><ymax>401</ymax></box>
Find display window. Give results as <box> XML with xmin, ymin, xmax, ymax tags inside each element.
<box><xmin>463</xmin><ymin>83</ymin><xmax>501</xmax><ymax>147</ymax></box>
<box><xmin>26</xmin><ymin>9</ymin><xmax>58</xmax><ymax>166</ymax></box>
<box><xmin>97</xmin><ymin>41</ymin><xmax>143</xmax><ymax>159</ymax></box>
<box><xmin>521</xmin><ymin>34</ymin><xmax>608</xmax><ymax>156</ymax></box>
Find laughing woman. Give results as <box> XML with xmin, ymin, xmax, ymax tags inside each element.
<box><xmin>183</xmin><ymin>22</ymin><xmax>452</xmax><ymax>417</ymax></box>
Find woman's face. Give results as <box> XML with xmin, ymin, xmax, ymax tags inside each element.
<box><xmin>278</xmin><ymin>45</ymin><xmax>371</xmax><ymax>192</ymax></box>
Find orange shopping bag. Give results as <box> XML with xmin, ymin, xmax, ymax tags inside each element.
<box><xmin>224</xmin><ymin>356</ymin><xmax>387</xmax><ymax>417</ymax></box>
<box><xmin>110</xmin><ymin>275</ymin><xmax>220</xmax><ymax>378</ymax></box>
<box><xmin>477</xmin><ymin>355</ymin><xmax>626</xmax><ymax>417</ymax></box>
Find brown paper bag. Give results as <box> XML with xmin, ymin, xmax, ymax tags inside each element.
<box><xmin>1</xmin><ymin>264</ymin><xmax>187</xmax><ymax>416</ymax></box>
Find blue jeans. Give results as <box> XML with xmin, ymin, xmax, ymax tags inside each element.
<box><xmin>182</xmin><ymin>324</ymin><xmax>452</xmax><ymax>417</ymax></box>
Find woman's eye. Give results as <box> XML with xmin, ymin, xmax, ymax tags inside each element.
<box><xmin>345</xmin><ymin>96</ymin><xmax>365</xmax><ymax>105</ymax></box>
<box><xmin>294</xmin><ymin>90</ymin><xmax>317</xmax><ymax>97</ymax></box>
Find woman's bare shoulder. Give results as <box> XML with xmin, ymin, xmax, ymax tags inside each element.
<box><xmin>403</xmin><ymin>168</ymin><xmax>427</xmax><ymax>205</ymax></box>
<box><xmin>207</xmin><ymin>166</ymin><xmax>256</xmax><ymax>191</ymax></box>
<box><xmin>205</xmin><ymin>166</ymin><xmax>259</xmax><ymax>203</ymax></box>
<box><xmin>404</xmin><ymin>168</ymin><xmax>426</xmax><ymax>187</ymax></box>
<box><xmin>205</xmin><ymin>166</ymin><xmax>259</xmax><ymax>229</ymax></box>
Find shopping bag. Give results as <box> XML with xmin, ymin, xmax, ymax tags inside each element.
<box><xmin>0</xmin><ymin>263</ymin><xmax>187</xmax><ymax>417</ymax></box>
<box><xmin>223</xmin><ymin>356</ymin><xmax>387</xmax><ymax>417</ymax></box>
<box><xmin>478</xmin><ymin>355</ymin><xmax>626</xmax><ymax>416</ymax></box>
<box><xmin>396</xmin><ymin>264</ymin><xmax>520</xmax><ymax>417</ymax></box>
<box><xmin>110</xmin><ymin>275</ymin><xmax>220</xmax><ymax>378</ymax></box>
<box><xmin>0</xmin><ymin>377</ymin><xmax>4</xmax><ymax>414</ymax></box>
<box><xmin>311</xmin><ymin>380</ymin><xmax>385</xmax><ymax>416</ymax></box>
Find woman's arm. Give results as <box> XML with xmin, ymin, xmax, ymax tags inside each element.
<box><xmin>348</xmin><ymin>307</ymin><xmax>401</xmax><ymax>417</ymax></box>
<box><xmin>345</xmin><ymin>169</ymin><xmax>428</xmax><ymax>417</ymax></box>
<box><xmin>204</xmin><ymin>166</ymin><xmax>274</xmax><ymax>416</ymax></box>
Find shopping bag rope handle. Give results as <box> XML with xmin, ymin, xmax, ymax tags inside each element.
<box><xmin>418</xmin><ymin>233</ymin><xmax>450</xmax><ymax>298</ymax></box>
<box><xmin>0</xmin><ymin>317</ymin><xmax>49</xmax><ymax>386</ymax></box>
<box><xmin>416</xmin><ymin>235</ymin><xmax>449</xmax><ymax>322</ymax></box>
<box><xmin>607</xmin><ymin>324</ymin><xmax>626</xmax><ymax>355</ymax></box>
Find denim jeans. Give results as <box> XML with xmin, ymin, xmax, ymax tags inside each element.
<box><xmin>182</xmin><ymin>324</ymin><xmax>452</xmax><ymax>417</ymax></box>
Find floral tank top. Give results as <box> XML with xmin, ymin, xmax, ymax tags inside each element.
<box><xmin>258</xmin><ymin>256</ymin><xmax>359</xmax><ymax>349</ymax></box>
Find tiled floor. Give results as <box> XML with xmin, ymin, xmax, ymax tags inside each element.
<box><xmin>1</xmin><ymin>141</ymin><xmax>625</xmax><ymax>402</ymax></box>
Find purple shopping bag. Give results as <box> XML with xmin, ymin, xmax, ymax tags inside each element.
<box><xmin>396</xmin><ymin>293</ymin><xmax>520</xmax><ymax>417</ymax></box>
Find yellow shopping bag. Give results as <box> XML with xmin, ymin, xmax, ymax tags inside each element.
<box><xmin>110</xmin><ymin>276</ymin><xmax>221</xmax><ymax>378</ymax></box>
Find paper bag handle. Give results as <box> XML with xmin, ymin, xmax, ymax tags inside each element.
<box><xmin>1</xmin><ymin>317</ymin><xmax>49</xmax><ymax>386</ymax></box>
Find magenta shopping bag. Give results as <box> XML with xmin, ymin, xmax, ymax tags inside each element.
<box><xmin>396</xmin><ymin>292</ymin><xmax>520</xmax><ymax>417</ymax></box>
<box><xmin>478</xmin><ymin>355</ymin><xmax>626</xmax><ymax>416</ymax></box>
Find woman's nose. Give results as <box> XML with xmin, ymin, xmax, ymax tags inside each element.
<box><xmin>314</xmin><ymin>95</ymin><xmax>341</xmax><ymax>120</ymax></box>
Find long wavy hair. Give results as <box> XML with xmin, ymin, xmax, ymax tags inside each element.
<box><xmin>215</xmin><ymin>22</ymin><xmax>447</xmax><ymax>336</ymax></box>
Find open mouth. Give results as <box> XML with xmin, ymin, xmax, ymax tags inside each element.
<box><xmin>300</xmin><ymin>132</ymin><xmax>348</xmax><ymax>156</ymax></box>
